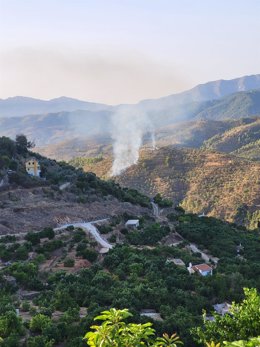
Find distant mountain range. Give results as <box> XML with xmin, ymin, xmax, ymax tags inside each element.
<box><xmin>0</xmin><ymin>96</ymin><xmax>111</xmax><ymax>118</ymax></box>
<box><xmin>0</xmin><ymin>73</ymin><xmax>260</xmax><ymax>154</ymax></box>
<box><xmin>1</xmin><ymin>74</ymin><xmax>260</xmax><ymax>120</ymax></box>
<box><xmin>138</xmin><ymin>74</ymin><xmax>260</xmax><ymax>123</ymax></box>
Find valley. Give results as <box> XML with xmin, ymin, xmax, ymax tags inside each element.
<box><xmin>0</xmin><ymin>74</ymin><xmax>260</xmax><ymax>347</ymax></box>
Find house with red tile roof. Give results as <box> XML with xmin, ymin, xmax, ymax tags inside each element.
<box><xmin>187</xmin><ymin>262</ymin><xmax>213</xmax><ymax>276</ymax></box>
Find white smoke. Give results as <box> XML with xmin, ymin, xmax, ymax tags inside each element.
<box><xmin>150</xmin><ymin>129</ymin><xmax>156</xmax><ymax>150</ymax></box>
<box><xmin>111</xmin><ymin>105</ymin><xmax>155</xmax><ymax>176</ymax></box>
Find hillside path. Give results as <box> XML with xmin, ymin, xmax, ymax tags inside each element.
<box><xmin>54</xmin><ymin>219</ymin><xmax>113</xmax><ymax>249</ymax></box>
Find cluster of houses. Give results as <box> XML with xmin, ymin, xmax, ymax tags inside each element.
<box><xmin>125</xmin><ymin>219</ymin><xmax>215</xmax><ymax>277</ymax></box>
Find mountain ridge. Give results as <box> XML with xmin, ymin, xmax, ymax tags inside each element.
<box><xmin>1</xmin><ymin>73</ymin><xmax>260</xmax><ymax>119</ymax></box>
<box><xmin>0</xmin><ymin>96</ymin><xmax>111</xmax><ymax>118</ymax></box>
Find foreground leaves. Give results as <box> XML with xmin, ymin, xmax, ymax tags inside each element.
<box><xmin>84</xmin><ymin>308</ymin><xmax>182</xmax><ymax>347</ymax></box>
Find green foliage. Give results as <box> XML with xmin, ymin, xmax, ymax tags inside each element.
<box><xmin>29</xmin><ymin>314</ymin><xmax>52</xmax><ymax>333</ymax></box>
<box><xmin>84</xmin><ymin>308</ymin><xmax>182</xmax><ymax>347</ymax></box>
<box><xmin>108</xmin><ymin>235</ymin><xmax>117</xmax><ymax>243</ymax></box>
<box><xmin>64</xmin><ymin>258</ymin><xmax>75</xmax><ymax>267</ymax></box>
<box><xmin>126</xmin><ymin>223</ymin><xmax>171</xmax><ymax>245</ymax></box>
<box><xmin>224</xmin><ymin>337</ymin><xmax>260</xmax><ymax>347</ymax></box>
<box><xmin>97</xmin><ymin>225</ymin><xmax>113</xmax><ymax>234</ymax></box>
<box><xmin>192</xmin><ymin>288</ymin><xmax>260</xmax><ymax>344</ymax></box>
<box><xmin>15</xmin><ymin>134</ymin><xmax>34</xmax><ymax>154</ymax></box>
<box><xmin>154</xmin><ymin>194</ymin><xmax>173</xmax><ymax>208</ymax></box>
<box><xmin>0</xmin><ymin>137</ymin><xmax>16</xmax><ymax>157</ymax></box>
<box><xmin>73</xmin><ymin>229</ymin><xmax>86</xmax><ymax>242</ymax></box>
<box><xmin>176</xmin><ymin>214</ymin><xmax>260</xmax><ymax>261</ymax></box>
<box><xmin>85</xmin><ymin>307</ymin><xmax>260</xmax><ymax>347</ymax></box>
<box><xmin>0</xmin><ymin>311</ymin><xmax>23</xmax><ymax>339</ymax></box>
<box><xmin>80</xmin><ymin>248</ymin><xmax>98</xmax><ymax>262</ymax></box>
<box><xmin>5</xmin><ymin>262</ymin><xmax>42</xmax><ymax>290</ymax></box>
<box><xmin>27</xmin><ymin>336</ymin><xmax>54</xmax><ymax>347</ymax></box>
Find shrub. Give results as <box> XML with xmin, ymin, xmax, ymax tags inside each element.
<box><xmin>64</xmin><ymin>258</ymin><xmax>75</xmax><ymax>267</ymax></box>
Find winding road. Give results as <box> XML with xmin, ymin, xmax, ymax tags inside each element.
<box><xmin>54</xmin><ymin>219</ymin><xmax>113</xmax><ymax>249</ymax></box>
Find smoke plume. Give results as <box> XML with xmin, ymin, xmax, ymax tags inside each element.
<box><xmin>111</xmin><ymin>105</ymin><xmax>155</xmax><ymax>176</ymax></box>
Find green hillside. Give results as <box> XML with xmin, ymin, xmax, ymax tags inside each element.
<box><xmin>196</xmin><ymin>89</ymin><xmax>260</xmax><ymax>120</ymax></box>
<box><xmin>202</xmin><ymin>117</ymin><xmax>260</xmax><ymax>160</ymax></box>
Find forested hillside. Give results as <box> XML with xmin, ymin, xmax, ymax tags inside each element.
<box><xmin>203</xmin><ymin>117</ymin><xmax>260</xmax><ymax>160</ymax></box>
<box><xmin>78</xmin><ymin>146</ymin><xmax>260</xmax><ymax>228</ymax></box>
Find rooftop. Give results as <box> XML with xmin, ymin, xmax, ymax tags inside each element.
<box><xmin>192</xmin><ymin>263</ymin><xmax>212</xmax><ymax>272</ymax></box>
<box><xmin>125</xmin><ymin>219</ymin><xmax>139</xmax><ymax>224</ymax></box>
<box><xmin>140</xmin><ymin>309</ymin><xmax>163</xmax><ymax>321</ymax></box>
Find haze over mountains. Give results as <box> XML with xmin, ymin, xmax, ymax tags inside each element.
<box><xmin>0</xmin><ymin>73</ymin><xmax>255</xmax><ymax>226</ymax></box>
<box><xmin>0</xmin><ymin>74</ymin><xmax>260</xmax><ymax>151</ymax></box>
<box><xmin>0</xmin><ymin>96</ymin><xmax>111</xmax><ymax>118</ymax></box>
<box><xmin>1</xmin><ymin>74</ymin><xmax>260</xmax><ymax>117</ymax></box>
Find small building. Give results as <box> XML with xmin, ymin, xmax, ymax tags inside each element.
<box><xmin>166</xmin><ymin>258</ymin><xmax>185</xmax><ymax>266</ymax></box>
<box><xmin>25</xmin><ymin>158</ymin><xmax>41</xmax><ymax>177</ymax></box>
<box><xmin>140</xmin><ymin>309</ymin><xmax>163</xmax><ymax>321</ymax></box>
<box><xmin>125</xmin><ymin>219</ymin><xmax>139</xmax><ymax>229</ymax></box>
<box><xmin>213</xmin><ymin>302</ymin><xmax>231</xmax><ymax>316</ymax></box>
<box><xmin>187</xmin><ymin>263</ymin><xmax>213</xmax><ymax>276</ymax></box>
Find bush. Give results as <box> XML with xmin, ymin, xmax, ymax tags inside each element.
<box><xmin>98</xmin><ymin>225</ymin><xmax>113</xmax><ymax>234</ymax></box>
<box><xmin>29</xmin><ymin>314</ymin><xmax>52</xmax><ymax>333</ymax></box>
<box><xmin>81</xmin><ymin>248</ymin><xmax>98</xmax><ymax>262</ymax></box>
<box><xmin>108</xmin><ymin>235</ymin><xmax>117</xmax><ymax>243</ymax></box>
<box><xmin>64</xmin><ymin>258</ymin><xmax>75</xmax><ymax>267</ymax></box>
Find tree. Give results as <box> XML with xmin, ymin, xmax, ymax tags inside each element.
<box><xmin>64</xmin><ymin>258</ymin><xmax>75</xmax><ymax>267</ymax></box>
<box><xmin>84</xmin><ymin>308</ymin><xmax>182</xmax><ymax>347</ymax></box>
<box><xmin>15</xmin><ymin>134</ymin><xmax>34</xmax><ymax>154</ymax></box>
<box><xmin>192</xmin><ymin>288</ymin><xmax>260</xmax><ymax>344</ymax></box>
<box><xmin>27</xmin><ymin>336</ymin><xmax>54</xmax><ymax>347</ymax></box>
<box><xmin>29</xmin><ymin>314</ymin><xmax>52</xmax><ymax>333</ymax></box>
<box><xmin>0</xmin><ymin>137</ymin><xmax>16</xmax><ymax>157</ymax></box>
<box><xmin>40</xmin><ymin>227</ymin><xmax>55</xmax><ymax>240</ymax></box>
<box><xmin>224</xmin><ymin>337</ymin><xmax>260</xmax><ymax>347</ymax></box>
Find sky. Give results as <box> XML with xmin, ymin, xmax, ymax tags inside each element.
<box><xmin>0</xmin><ymin>0</ymin><xmax>260</xmax><ymax>104</ymax></box>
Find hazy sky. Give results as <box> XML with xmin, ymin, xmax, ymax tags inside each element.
<box><xmin>0</xmin><ymin>0</ymin><xmax>260</xmax><ymax>104</ymax></box>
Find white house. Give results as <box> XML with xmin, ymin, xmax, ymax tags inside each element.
<box><xmin>125</xmin><ymin>219</ymin><xmax>139</xmax><ymax>229</ymax></box>
<box><xmin>187</xmin><ymin>263</ymin><xmax>213</xmax><ymax>276</ymax></box>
